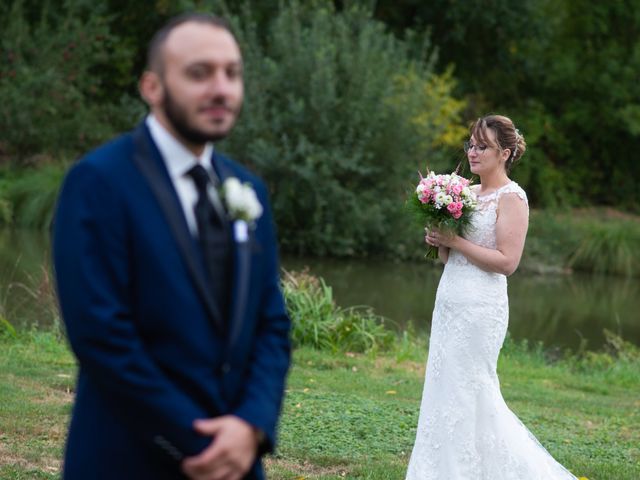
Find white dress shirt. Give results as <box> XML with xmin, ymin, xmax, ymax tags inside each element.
<box><xmin>146</xmin><ymin>115</ymin><xmax>223</xmax><ymax>235</ymax></box>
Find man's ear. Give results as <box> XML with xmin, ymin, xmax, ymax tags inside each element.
<box><xmin>139</xmin><ymin>71</ymin><xmax>163</xmax><ymax>107</ymax></box>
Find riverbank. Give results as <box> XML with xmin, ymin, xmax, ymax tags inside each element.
<box><xmin>522</xmin><ymin>207</ymin><xmax>640</xmax><ymax>277</ymax></box>
<box><xmin>2</xmin><ymin>163</ymin><xmax>640</xmax><ymax>277</ymax></box>
<box><xmin>0</xmin><ymin>329</ymin><xmax>638</xmax><ymax>479</ymax></box>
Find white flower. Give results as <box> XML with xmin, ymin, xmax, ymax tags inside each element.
<box><xmin>435</xmin><ymin>192</ymin><xmax>446</xmax><ymax>205</ymax></box>
<box><xmin>462</xmin><ymin>186</ymin><xmax>471</xmax><ymax>197</ymax></box>
<box><xmin>444</xmin><ymin>194</ymin><xmax>453</xmax><ymax>205</ymax></box>
<box><xmin>221</xmin><ymin>177</ymin><xmax>263</xmax><ymax>223</ymax></box>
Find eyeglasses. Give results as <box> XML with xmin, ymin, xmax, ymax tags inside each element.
<box><xmin>463</xmin><ymin>141</ymin><xmax>489</xmax><ymax>154</ymax></box>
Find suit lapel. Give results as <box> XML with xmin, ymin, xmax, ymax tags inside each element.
<box><xmin>212</xmin><ymin>152</ymin><xmax>252</xmax><ymax>346</ymax></box>
<box><xmin>131</xmin><ymin>124</ymin><xmax>225</xmax><ymax>332</ymax></box>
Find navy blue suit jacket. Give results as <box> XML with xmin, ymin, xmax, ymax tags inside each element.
<box><xmin>53</xmin><ymin>123</ymin><xmax>291</xmax><ymax>479</ymax></box>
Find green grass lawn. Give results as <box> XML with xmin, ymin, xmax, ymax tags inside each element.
<box><xmin>1</xmin><ymin>332</ymin><xmax>638</xmax><ymax>479</ymax></box>
<box><xmin>0</xmin><ymin>331</ymin><xmax>74</xmax><ymax>479</ymax></box>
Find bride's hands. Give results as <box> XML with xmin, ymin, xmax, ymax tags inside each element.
<box><xmin>425</xmin><ymin>228</ymin><xmax>456</xmax><ymax>248</ymax></box>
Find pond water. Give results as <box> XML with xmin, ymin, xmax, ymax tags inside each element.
<box><xmin>283</xmin><ymin>256</ymin><xmax>640</xmax><ymax>352</ymax></box>
<box><xmin>2</xmin><ymin>229</ymin><xmax>638</xmax><ymax>351</ymax></box>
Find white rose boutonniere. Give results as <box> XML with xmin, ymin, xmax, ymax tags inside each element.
<box><xmin>221</xmin><ymin>177</ymin><xmax>263</xmax><ymax>242</ymax></box>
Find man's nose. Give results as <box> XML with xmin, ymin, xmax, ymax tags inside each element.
<box><xmin>208</xmin><ymin>71</ymin><xmax>235</xmax><ymax>96</ymax></box>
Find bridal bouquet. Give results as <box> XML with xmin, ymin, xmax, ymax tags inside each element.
<box><xmin>408</xmin><ymin>170</ymin><xmax>477</xmax><ymax>259</ymax></box>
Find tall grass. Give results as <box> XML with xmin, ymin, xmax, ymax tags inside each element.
<box><xmin>1</xmin><ymin>164</ymin><xmax>67</xmax><ymax>229</ymax></box>
<box><xmin>4</xmin><ymin>263</ymin><xmax>398</xmax><ymax>352</ymax></box>
<box><xmin>524</xmin><ymin>208</ymin><xmax>640</xmax><ymax>277</ymax></box>
<box><xmin>564</xmin><ymin>329</ymin><xmax>640</xmax><ymax>387</ymax></box>
<box><xmin>499</xmin><ymin>328</ymin><xmax>640</xmax><ymax>397</ymax></box>
<box><xmin>282</xmin><ymin>269</ymin><xmax>396</xmax><ymax>353</ymax></box>
<box><xmin>0</xmin><ymin>259</ymin><xmax>62</xmax><ymax>338</ymax></box>
<box><xmin>0</xmin><ymin>313</ymin><xmax>17</xmax><ymax>337</ymax></box>
<box><xmin>570</xmin><ymin>220</ymin><xmax>640</xmax><ymax>277</ymax></box>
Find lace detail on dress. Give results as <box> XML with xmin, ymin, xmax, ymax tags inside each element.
<box><xmin>448</xmin><ymin>182</ymin><xmax>528</xmax><ymax>267</ymax></box>
<box><xmin>474</xmin><ymin>181</ymin><xmax>529</xmax><ymax>210</ymax></box>
<box><xmin>406</xmin><ymin>182</ymin><xmax>576</xmax><ymax>480</ymax></box>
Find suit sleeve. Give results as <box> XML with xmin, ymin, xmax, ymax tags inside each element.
<box><xmin>232</xmin><ymin>179</ymin><xmax>291</xmax><ymax>453</ymax></box>
<box><xmin>53</xmin><ymin>162</ymin><xmax>210</xmax><ymax>459</ymax></box>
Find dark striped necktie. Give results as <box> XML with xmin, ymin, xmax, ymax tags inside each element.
<box><xmin>186</xmin><ymin>164</ymin><xmax>232</xmax><ymax>324</ymax></box>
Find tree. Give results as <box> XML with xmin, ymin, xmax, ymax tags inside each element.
<box><xmin>221</xmin><ymin>1</ymin><xmax>467</xmax><ymax>255</ymax></box>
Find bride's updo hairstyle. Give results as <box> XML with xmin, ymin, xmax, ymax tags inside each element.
<box><xmin>470</xmin><ymin>115</ymin><xmax>526</xmax><ymax>172</ymax></box>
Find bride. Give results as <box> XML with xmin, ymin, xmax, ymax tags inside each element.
<box><xmin>406</xmin><ymin>115</ymin><xmax>577</xmax><ymax>479</ymax></box>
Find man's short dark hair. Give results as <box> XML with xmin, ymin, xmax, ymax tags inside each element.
<box><xmin>146</xmin><ymin>13</ymin><xmax>237</xmax><ymax>74</ymax></box>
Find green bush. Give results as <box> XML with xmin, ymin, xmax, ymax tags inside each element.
<box><xmin>0</xmin><ymin>0</ymin><xmax>143</xmax><ymax>161</ymax></box>
<box><xmin>378</xmin><ymin>0</ymin><xmax>640</xmax><ymax>211</ymax></box>
<box><xmin>282</xmin><ymin>269</ymin><xmax>396</xmax><ymax>353</ymax></box>
<box><xmin>0</xmin><ymin>175</ymin><xmax>13</xmax><ymax>224</ymax></box>
<box><xmin>222</xmin><ymin>1</ymin><xmax>466</xmax><ymax>256</ymax></box>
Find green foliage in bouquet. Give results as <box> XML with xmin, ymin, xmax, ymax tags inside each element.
<box><xmin>406</xmin><ymin>191</ymin><xmax>475</xmax><ymax>235</ymax></box>
<box><xmin>406</xmin><ymin>195</ymin><xmax>473</xmax><ymax>260</ymax></box>
<box><xmin>406</xmin><ymin>171</ymin><xmax>476</xmax><ymax>259</ymax></box>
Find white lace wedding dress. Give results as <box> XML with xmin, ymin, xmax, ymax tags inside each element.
<box><xmin>406</xmin><ymin>182</ymin><xmax>577</xmax><ymax>480</ymax></box>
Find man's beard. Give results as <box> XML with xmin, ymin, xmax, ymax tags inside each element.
<box><xmin>163</xmin><ymin>87</ymin><xmax>235</xmax><ymax>144</ymax></box>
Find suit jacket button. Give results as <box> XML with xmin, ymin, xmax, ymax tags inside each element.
<box><xmin>221</xmin><ymin>363</ymin><xmax>231</xmax><ymax>374</ymax></box>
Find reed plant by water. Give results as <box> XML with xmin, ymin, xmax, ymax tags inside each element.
<box><xmin>0</xmin><ymin>258</ymin><xmax>62</xmax><ymax>339</ymax></box>
<box><xmin>524</xmin><ymin>208</ymin><xmax>640</xmax><ymax>277</ymax></box>
<box><xmin>282</xmin><ymin>269</ymin><xmax>396</xmax><ymax>353</ymax></box>
<box><xmin>569</xmin><ymin>219</ymin><xmax>640</xmax><ymax>277</ymax></box>
<box><xmin>1</xmin><ymin>164</ymin><xmax>66</xmax><ymax>229</ymax></box>
<box><xmin>0</xmin><ymin>312</ymin><xmax>16</xmax><ymax>337</ymax></box>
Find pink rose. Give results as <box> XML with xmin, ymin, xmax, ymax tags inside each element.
<box><xmin>447</xmin><ymin>202</ymin><xmax>459</xmax><ymax>214</ymax></box>
<box><xmin>450</xmin><ymin>184</ymin><xmax>463</xmax><ymax>196</ymax></box>
<box><xmin>447</xmin><ymin>201</ymin><xmax>464</xmax><ymax>218</ymax></box>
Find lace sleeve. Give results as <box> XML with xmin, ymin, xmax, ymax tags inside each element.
<box><xmin>497</xmin><ymin>182</ymin><xmax>528</xmax><ymax>213</ymax></box>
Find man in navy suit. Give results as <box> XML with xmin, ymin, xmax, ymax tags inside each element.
<box><xmin>53</xmin><ymin>13</ymin><xmax>291</xmax><ymax>480</ymax></box>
